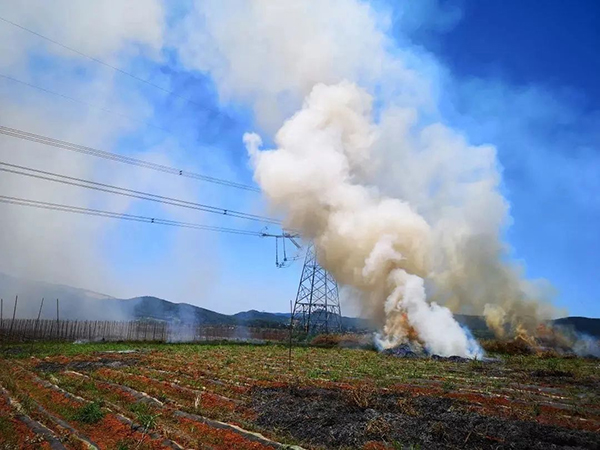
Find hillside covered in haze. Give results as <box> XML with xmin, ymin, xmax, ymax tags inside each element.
<box><xmin>1</xmin><ymin>273</ymin><xmax>598</xmax><ymax>337</ymax></box>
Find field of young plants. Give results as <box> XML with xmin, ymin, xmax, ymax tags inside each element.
<box><xmin>0</xmin><ymin>342</ymin><xmax>599</xmax><ymax>449</ymax></box>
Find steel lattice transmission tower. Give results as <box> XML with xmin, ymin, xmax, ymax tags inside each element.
<box><xmin>292</xmin><ymin>244</ymin><xmax>342</xmax><ymax>334</ymax></box>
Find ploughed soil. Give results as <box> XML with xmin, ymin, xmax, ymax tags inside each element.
<box><xmin>252</xmin><ymin>386</ymin><xmax>600</xmax><ymax>450</ymax></box>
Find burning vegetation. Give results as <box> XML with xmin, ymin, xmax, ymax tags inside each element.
<box><xmin>244</xmin><ymin>80</ymin><xmax>567</xmax><ymax>360</ymax></box>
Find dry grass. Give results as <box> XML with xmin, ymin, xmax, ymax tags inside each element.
<box><xmin>481</xmin><ymin>337</ymin><xmax>534</xmax><ymax>355</ymax></box>
<box><xmin>310</xmin><ymin>333</ymin><xmax>373</xmax><ymax>349</ymax></box>
<box><xmin>344</xmin><ymin>383</ymin><xmax>376</xmax><ymax>409</ymax></box>
<box><xmin>365</xmin><ymin>416</ymin><xmax>391</xmax><ymax>437</ymax></box>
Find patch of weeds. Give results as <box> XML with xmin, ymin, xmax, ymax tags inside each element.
<box><xmin>128</xmin><ymin>402</ymin><xmax>159</xmax><ymax>430</ymax></box>
<box><xmin>115</xmin><ymin>438</ymin><xmax>136</xmax><ymax>450</ymax></box>
<box><xmin>73</xmin><ymin>401</ymin><xmax>105</xmax><ymax>424</ymax></box>
<box><xmin>15</xmin><ymin>393</ymin><xmax>35</xmax><ymax>414</ymax></box>
<box><xmin>469</xmin><ymin>358</ymin><xmax>484</xmax><ymax>372</ymax></box>
<box><xmin>0</xmin><ymin>416</ymin><xmax>24</xmax><ymax>448</ymax></box>
<box><xmin>441</xmin><ymin>380</ymin><xmax>455</xmax><ymax>392</ymax></box>
<box><xmin>138</xmin><ymin>410</ymin><xmax>159</xmax><ymax>430</ymax></box>
<box><xmin>0</xmin><ymin>370</ymin><xmax>18</xmax><ymax>393</ymax></box>
<box><xmin>81</xmin><ymin>380</ymin><xmax>100</xmax><ymax>395</ymax></box>
<box><xmin>1</xmin><ymin>346</ymin><xmax>28</xmax><ymax>358</ymax></box>
<box><xmin>408</xmin><ymin>368</ymin><xmax>422</xmax><ymax>379</ymax></box>
<box><xmin>546</xmin><ymin>358</ymin><xmax>561</xmax><ymax>372</ymax></box>
<box><xmin>155</xmin><ymin>393</ymin><xmax>168</xmax><ymax>403</ymax></box>
<box><xmin>307</xmin><ymin>368</ymin><xmax>324</xmax><ymax>379</ymax></box>
<box><xmin>0</xmin><ymin>415</ymin><xmax>14</xmax><ymax>435</ymax></box>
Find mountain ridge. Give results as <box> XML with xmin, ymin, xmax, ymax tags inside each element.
<box><xmin>1</xmin><ymin>273</ymin><xmax>598</xmax><ymax>337</ymax></box>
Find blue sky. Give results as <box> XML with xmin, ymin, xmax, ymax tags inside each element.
<box><xmin>400</xmin><ymin>0</ymin><xmax>600</xmax><ymax>317</ymax></box>
<box><xmin>0</xmin><ymin>0</ymin><xmax>598</xmax><ymax>318</ymax></box>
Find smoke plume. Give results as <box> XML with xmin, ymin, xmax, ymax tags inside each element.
<box><xmin>173</xmin><ymin>1</ymin><xmax>559</xmax><ymax>349</ymax></box>
<box><xmin>245</xmin><ymin>80</ymin><xmax>556</xmax><ymax>357</ymax></box>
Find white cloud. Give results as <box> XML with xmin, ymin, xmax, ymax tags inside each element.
<box><xmin>173</xmin><ymin>0</ymin><xmax>432</xmax><ymax>132</ymax></box>
<box><xmin>0</xmin><ymin>0</ymin><xmax>164</xmax><ymax>68</ymax></box>
<box><xmin>0</xmin><ymin>0</ymin><xmax>168</xmax><ymax>295</ymax></box>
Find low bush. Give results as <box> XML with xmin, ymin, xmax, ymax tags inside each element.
<box><xmin>73</xmin><ymin>401</ymin><xmax>104</xmax><ymax>424</ymax></box>
<box><xmin>128</xmin><ymin>402</ymin><xmax>159</xmax><ymax>430</ymax></box>
<box><xmin>311</xmin><ymin>333</ymin><xmax>374</xmax><ymax>349</ymax></box>
<box><xmin>481</xmin><ymin>338</ymin><xmax>533</xmax><ymax>355</ymax></box>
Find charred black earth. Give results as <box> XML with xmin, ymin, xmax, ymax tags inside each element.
<box><xmin>252</xmin><ymin>386</ymin><xmax>600</xmax><ymax>449</ymax></box>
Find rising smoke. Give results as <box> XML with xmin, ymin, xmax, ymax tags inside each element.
<box><xmin>174</xmin><ymin>0</ymin><xmax>559</xmax><ymax>354</ymax></box>
<box><xmin>244</xmin><ymin>80</ymin><xmax>555</xmax><ymax>357</ymax></box>
<box><xmin>1</xmin><ymin>1</ymin><xmax>566</xmax><ymax>347</ymax></box>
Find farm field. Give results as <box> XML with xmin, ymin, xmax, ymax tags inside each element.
<box><xmin>0</xmin><ymin>342</ymin><xmax>599</xmax><ymax>449</ymax></box>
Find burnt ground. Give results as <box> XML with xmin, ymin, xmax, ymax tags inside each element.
<box><xmin>252</xmin><ymin>386</ymin><xmax>600</xmax><ymax>450</ymax></box>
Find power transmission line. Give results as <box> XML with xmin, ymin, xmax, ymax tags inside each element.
<box><xmin>0</xmin><ymin>126</ymin><xmax>260</xmax><ymax>192</ymax></box>
<box><xmin>0</xmin><ymin>194</ymin><xmax>264</xmax><ymax>236</ymax></box>
<box><xmin>0</xmin><ymin>160</ymin><xmax>280</xmax><ymax>225</ymax></box>
<box><xmin>0</xmin><ymin>73</ymin><xmax>174</xmax><ymax>135</ymax></box>
<box><xmin>0</xmin><ymin>15</ymin><xmax>215</xmax><ymax>112</ymax></box>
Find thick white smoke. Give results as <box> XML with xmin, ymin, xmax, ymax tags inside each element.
<box><xmin>176</xmin><ymin>0</ymin><xmax>558</xmax><ymax>348</ymax></box>
<box><xmin>245</xmin><ymin>82</ymin><xmax>484</xmax><ymax>357</ymax></box>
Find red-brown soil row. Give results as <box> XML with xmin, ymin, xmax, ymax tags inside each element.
<box><xmin>138</xmin><ymin>354</ymin><xmax>252</xmax><ymax>395</ymax></box>
<box><xmin>0</xmin><ymin>386</ymin><xmax>57</xmax><ymax>450</ymax></box>
<box><xmin>3</xmin><ymin>365</ymin><xmax>178</xmax><ymax>449</ymax></box>
<box><xmin>92</xmin><ymin>367</ymin><xmax>253</xmax><ymax>422</ymax></box>
<box><xmin>49</xmin><ymin>369</ymin><xmax>290</xmax><ymax>450</ymax></box>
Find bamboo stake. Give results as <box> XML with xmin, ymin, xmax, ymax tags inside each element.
<box><xmin>8</xmin><ymin>295</ymin><xmax>18</xmax><ymax>343</ymax></box>
<box><xmin>288</xmin><ymin>299</ymin><xmax>293</xmax><ymax>371</ymax></box>
<box><xmin>34</xmin><ymin>298</ymin><xmax>44</xmax><ymax>339</ymax></box>
<box><xmin>56</xmin><ymin>299</ymin><xmax>60</xmax><ymax>340</ymax></box>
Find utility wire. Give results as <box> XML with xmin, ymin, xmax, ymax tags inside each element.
<box><xmin>0</xmin><ymin>125</ymin><xmax>260</xmax><ymax>192</ymax></box>
<box><xmin>0</xmin><ymin>15</ymin><xmax>214</xmax><ymax>112</ymax></box>
<box><xmin>0</xmin><ymin>73</ymin><xmax>174</xmax><ymax>135</ymax></box>
<box><xmin>0</xmin><ymin>195</ymin><xmax>264</xmax><ymax>236</ymax></box>
<box><xmin>0</xmin><ymin>160</ymin><xmax>280</xmax><ymax>225</ymax></box>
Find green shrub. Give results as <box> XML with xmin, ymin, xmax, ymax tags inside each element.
<box><xmin>128</xmin><ymin>402</ymin><xmax>159</xmax><ymax>430</ymax></box>
<box><xmin>73</xmin><ymin>401</ymin><xmax>104</xmax><ymax>424</ymax></box>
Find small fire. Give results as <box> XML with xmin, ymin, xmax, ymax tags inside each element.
<box><xmin>491</xmin><ymin>323</ymin><xmax>599</xmax><ymax>357</ymax></box>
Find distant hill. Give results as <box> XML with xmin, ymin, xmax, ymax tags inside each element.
<box><xmin>131</xmin><ymin>296</ymin><xmax>234</xmax><ymax>325</ymax></box>
<box><xmin>0</xmin><ymin>272</ymin><xmax>124</xmax><ymax>320</ymax></box>
<box><xmin>230</xmin><ymin>309</ymin><xmax>371</xmax><ymax>330</ymax></box>
<box><xmin>233</xmin><ymin>309</ymin><xmax>288</xmax><ymax>323</ymax></box>
<box><xmin>553</xmin><ymin>317</ymin><xmax>600</xmax><ymax>338</ymax></box>
<box><xmin>455</xmin><ymin>314</ymin><xmax>494</xmax><ymax>339</ymax></box>
<box><xmin>1</xmin><ymin>272</ymin><xmax>598</xmax><ymax>337</ymax></box>
<box><xmin>453</xmin><ymin>314</ymin><xmax>600</xmax><ymax>339</ymax></box>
